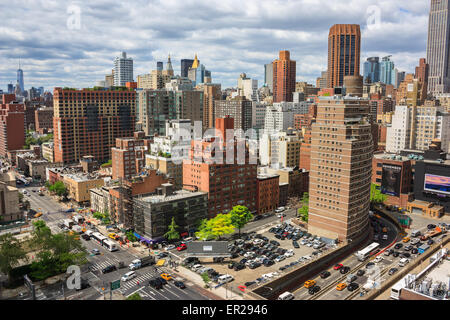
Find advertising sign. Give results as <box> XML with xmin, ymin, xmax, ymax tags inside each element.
<box><xmin>381</xmin><ymin>164</ymin><xmax>402</xmax><ymax>196</ymax></box>
<box><xmin>424</xmin><ymin>174</ymin><xmax>450</xmax><ymax>195</ymax></box>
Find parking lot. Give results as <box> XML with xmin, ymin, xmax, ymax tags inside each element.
<box><xmin>180</xmin><ymin>221</ymin><xmax>338</xmax><ymax>291</ymax></box>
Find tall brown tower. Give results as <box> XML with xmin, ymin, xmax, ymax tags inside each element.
<box><xmin>327</xmin><ymin>24</ymin><xmax>361</xmax><ymax>88</ymax></box>
<box><xmin>273</xmin><ymin>50</ymin><xmax>296</xmax><ymax>103</ymax></box>
<box><xmin>308</xmin><ymin>96</ymin><xmax>373</xmax><ymax>241</ymax></box>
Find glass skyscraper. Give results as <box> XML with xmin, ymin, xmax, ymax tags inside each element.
<box><xmin>363</xmin><ymin>57</ymin><xmax>380</xmax><ymax>84</ymax></box>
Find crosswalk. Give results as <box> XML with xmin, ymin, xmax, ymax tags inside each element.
<box><xmin>89</xmin><ymin>257</ymin><xmax>122</xmax><ymax>271</ymax></box>
<box><xmin>118</xmin><ymin>272</ymin><xmax>156</xmax><ymax>293</ymax></box>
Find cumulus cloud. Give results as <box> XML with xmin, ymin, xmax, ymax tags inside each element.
<box><xmin>0</xmin><ymin>0</ymin><xmax>430</xmax><ymax>91</ymax></box>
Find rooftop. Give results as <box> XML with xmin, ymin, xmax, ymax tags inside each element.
<box><xmin>136</xmin><ymin>189</ymin><xmax>207</xmax><ymax>204</ymax></box>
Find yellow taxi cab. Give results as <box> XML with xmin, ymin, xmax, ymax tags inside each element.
<box><xmin>304</xmin><ymin>280</ymin><xmax>316</xmax><ymax>288</ymax></box>
<box><xmin>34</xmin><ymin>212</ymin><xmax>43</xmax><ymax>218</ymax></box>
<box><xmin>336</xmin><ymin>283</ymin><xmax>347</xmax><ymax>291</ymax></box>
<box><xmin>160</xmin><ymin>273</ymin><xmax>172</xmax><ymax>281</ymax></box>
<box><xmin>402</xmin><ymin>237</ymin><xmax>410</xmax><ymax>243</ymax></box>
<box><xmin>108</xmin><ymin>233</ymin><xmax>118</xmax><ymax>240</ymax></box>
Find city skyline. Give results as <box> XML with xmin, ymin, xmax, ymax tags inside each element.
<box><xmin>0</xmin><ymin>0</ymin><xmax>430</xmax><ymax>91</ymax></box>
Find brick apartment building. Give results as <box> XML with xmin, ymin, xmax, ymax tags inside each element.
<box><xmin>308</xmin><ymin>96</ymin><xmax>373</xmax><ymax>241</ymax></box>
<box><xmin>53</xmin><ymin>87</ymin><xmax>136</xmax><ymax>164</ymax></box>
<box><xmin>183</xmin><ymin>117</ymin><xmax>257</xmax><ymax>217</ymax></box>
<box><xmin>35</xmin><ymin>107</ymin><xmax>54</xmax><ymax>134</ymax></box>
<box><xmin>0</xmin><ymin>94</ymin><xmax>25</xmax><ymax>157</ymax></box>
<box><xmin>256</xmin><ymin>174</ymin><xmax>280</xmax><ymax>214</ymax></box>
<box><xmin>111</xmin><ymin>132</ymin><xmax>152</xmax><ymax>180</ymax></box>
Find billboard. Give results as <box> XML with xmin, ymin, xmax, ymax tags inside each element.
<box><xmin>186</xmin><ymin>241</ymin><xmax>231</xmax><ymax>258</ymax></box>
<box><xmin>424</xmin><ymin>174</ymin><xmax>450</xmax><ymax>195</ymax></box>
<box><xmin>381</xmin><ymin>164</ymin><xmax>402</xmax><ymax>196</ymax></box>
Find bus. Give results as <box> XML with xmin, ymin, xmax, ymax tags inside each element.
<box><xmin>91</xmin><ymin>232</ymin><xmax>108</xmax><ymax>246</ymax></box>
<box><xmin>390</xmin><ymin>275</ymin><xmax>411</xmax><ymax>300</ymax></box>
<box><xmin>103</xmin><ymin>239</ymin><xmax>118</xmax><ymax>252</ymax></box>
<box><xmin>355</xmin><ymin>242</ymin><xmax>380</xmax><ymax>261</ymax></box>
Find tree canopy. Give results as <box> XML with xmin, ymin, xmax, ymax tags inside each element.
<box><xmin>195</xmin><ymin>214</ymin><xmax>235</xmax><ymax>240</ymax></box>
<box><xmin>164</xmin><ymin>217</ymin><xmax>180</xmax><ymax>241</ymax></box>
<box><xmin>298</xmin><ymin>192</ymin><xmax>309</xmax><ymax>222</ymax></box>
<box><xmin>370</xmin><ymin>184</ymin><xmax>387</xmax><ymax>204</ymax></box>
<box><xmin>0</xmin><ymin>234</ymin><xmax>27</xmax><ymax>279</ymax></box>
<box><xmin>229</xmin><ymin>205</ymin><xmax>253</xmax><ymax>236</ymax></box>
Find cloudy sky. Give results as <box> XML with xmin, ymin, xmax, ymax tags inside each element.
<box><xmin>0</xmin><ymin>0</ymin><xmax>431</xmax><ymax>91</ymax></box>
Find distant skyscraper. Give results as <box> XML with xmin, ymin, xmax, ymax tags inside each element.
<box><xmin>17</xmin><ymin>61</ymin><xmax>24</xmax><ymax>94</ymax></box>
<box><xmin>7</xmin><ymin>83</ymin><xmax>14</xmax><ymax>94</ymax></box>
<box><xmin>380</xmin><ymin>56</ymin><xmax>395</xmax><ymax>86</ymax></box>
<box><xmin>264</xmin><ymin>63</ymin><xmax>274</xmax><ymax>93</ymax></box>
<box><xmin>273</xmin><ymin>50</ymin><xmax>296</xmax><ymax>103</ymax></box>
<box><xmin>363</xmin><ymin>57</ymin><xmax>380</xmax><ymax>84</ymax></box>
<box><xmin>156</xmin><ymin>61</ymin><xmax>163</xmax><ymax>71</ymax></box>
<box><xmin>165</xmin><ymin>55</ymin><xmax>174</xmax><ymax>76</ymax></box>
<box><xmin>113</xmin><ymin>52</ymin><xmax>134</xmax><ymax>86</ymax></box>
<box><xmin>181</xmin><ymin>59</ymin><xmax>194</xmax><ymax>78</ymax></box>
<box><xmin>327</xmin><ymin>24</ymin><xmax>361</xmax><ymax>88</ymax></box>
<box><xmin>188</xmin><ymin>55</ymin><xmax>210</xmax><ymax>86</ymax></box>
<box><xmin>427</xmin><ymin>0</ymin><xmax>450</xmax><ymax>95</ymax></box>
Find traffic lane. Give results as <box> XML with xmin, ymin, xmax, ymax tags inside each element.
<box><xmin>293</xmin><ymin>257</ymin><xmax>361</xmax><ymax>300</ymax></box>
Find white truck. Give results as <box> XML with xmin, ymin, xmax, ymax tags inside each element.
<box><xmin>72</xmin><ymin>215</ymin><xmax>84</xmax><ymax>224</ymax></box>
<box><xmin>72</xmin><ymin>225</ymin><xmax>83</xmax><ymax>234</ymax></box>
<box><xmin>63</xmin><ymin>219</ymin><xmax>74</xmax><ymax>229</ymax></box>
<box><xmin>128</xmin><ymin>256</ymin><xmax>156</xmax><ymax>270</ymax></box>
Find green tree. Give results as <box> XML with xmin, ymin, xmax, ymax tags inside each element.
<box><xmin>201</xmin><ymin>272</ymin><xmax>211</xmax><ymax>288</ymax></box>
<box><xmin>370</xmin><ymin>184</ymin><xmax>387</xmax><ymax>204</ymax></box>
<box><xmin>30</xmin><ymin>221</ymin><xmax>87</xmax><ymax>280</ymax></box>
<box><xmin>49</xmin><ymin>181</ymin><xmax>67</xmax><ymax>197</ymax></box>
<box><xmin>0</xmin><ymin>234</ymin><xmax>27</xmax><ymax>281</ymax></box>
<box><xmin>298</xmin><ymin>192</ymin><xmax>309</xmax><ymax>222</ymax></box>
<box><xmin>195</xmin><ymin>214</ymin><xmax>235</xmax><ymax>240</ymax></box>
<box><xmin>127</xmin><ymin>293</ymin><xmax>142</xmax><ymax>300</ymax></box>
<box><xmin>229</xmin><ymin>205</ymin><xmax>253</xmax><ymax>236</ymax></box>
<box><xmin>164</xmin><ymin>217</ymin><xmax>180</xmax><ymax>241</ymax></box>
<box><xmin>125</xmin><ymin>231</ymin><xmax>138</xmax><ymax>242</ymax></box>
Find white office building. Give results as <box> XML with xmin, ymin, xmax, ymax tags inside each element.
<box><xmin>114</xmin><ymin>52</ymin><xmax>134</xmax><ymax>86</ymax></box>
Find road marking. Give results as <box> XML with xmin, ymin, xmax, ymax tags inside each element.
<box><xmin>126</xmin><ymin>286</ymin><xmax>146</xmax><ymax>298</ymax></box>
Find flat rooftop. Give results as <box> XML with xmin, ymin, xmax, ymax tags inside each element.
<box><xmin>137</xmin><ymin>189</ymin><xmax>206</xmax><ymax>204</ymax></box>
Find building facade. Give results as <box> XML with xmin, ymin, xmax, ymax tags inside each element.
<box><xmin>427</xmin><ymin>0</ymin><xmax>450</xmax><ymax>95</ymax></box>
<box><xmin>327</xmin><ymin>24</ymin><xmax>361</xmax><ymax>88</ymax></box>
<box><xmin>308</xmin><ymin>96</ymin><xmax>373</xmax><ymax>241</ymax></box>
<box><xmin>273</xmin><ymin>51</ymin><xmax>296</xmax><ymax>103</ymax></box>
<box><xmin>53</xmin><ymin>88</ymin><xmax>136</xmax><ymax>163</ymax></box>
<box><xmin>0</xmin><ymin>94</ymin><xmax>25</xmax><ymax>157</ymax></box>
<box><xmin>114</xmin><ymin>52</ymin><xmax>134</xmax><ymax>86</ymax></box>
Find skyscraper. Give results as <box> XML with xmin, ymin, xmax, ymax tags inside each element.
<box><xmin>273</xmin><ymin>50</ymin><xmax>296</xmax><ymax>103</ymax></box>
<box><xmin>380</xmin><ymin>56</ymin><xmax>395</xmax><ymax>86</ymax></box>
<box><xmin>264</xmin><ymin>63</ymin><xmax>274</xmax><ymax>93</ymax></box>
<box><xmin>427</xmin><ymin>0</ymin><xmax>450</xmax><ymax>95</ymax></box>
<box><xmin>165</xmin><ymin>54</ymin><xmax>174</xmax><ymax>77</ymax></box>
<box><xmin>181</xmin><ymin>59</ymin><xmax>194</xmax><ymax>78</ymax></box>
<box><xmin>17</xmin><ymin>60</ymin><xmax>24</xmax><ymax>95</ymax></box>
<box><xmin>156</xmin><ymin>61</ymin><xmax>163</xmax><ymax>71</ymax></box>
<box><xmin>327</xmin><ymin>24</ymin><xmax>361</xmax><ymax>88</ymax></box>
<box><xmin>308</xmin><ymin>96</ymin><xmax>373</xmax><ymax>241</ymax></box>
<box><xmin>363</xmin><ymin>57</ymin><xmax>380</xmax><ymax>84</ymax></box>
<box><xmin>113</xmin><ymin>52</ymin><xmax>134</xmax><ymax>86</ymax></box>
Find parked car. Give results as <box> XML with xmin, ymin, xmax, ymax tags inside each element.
<box><xmin>275</xmin><ymin>255</ymin><xmax>286</xmax><ymax>262</ymax></box>
<box><xmin>234</xmin><ymin>263</ymin><xmax>246</xmax><ymax>271</ymax></box>
<box><xmin>356</xmin><ymin>269</ymin><xmax>365</xmax><ymax>277</ymax></box>
<box><xmin>177</xmin><ymin>243</ymin><xmax>187</xmax><ymax>251</ymax></box>
<box><xmin>394</xmin><ymin>243</ymin><xmax>403</xmax><ymax>250</ymax></box>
